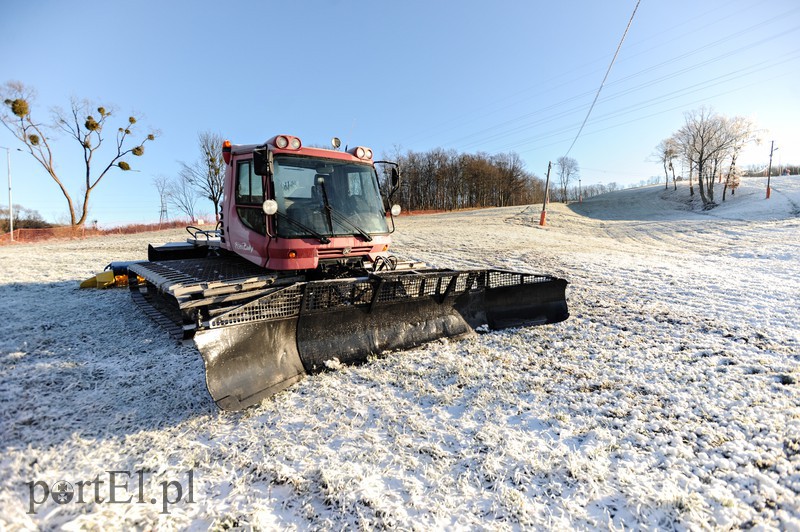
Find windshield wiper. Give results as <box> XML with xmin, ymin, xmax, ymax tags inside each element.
<box><xmin>316</xmin><ymin>179</ymin><xmax>373</xmax><ymax>242</ymax></box>
<box><xmin>325</xmin><ymin>205</ymin><xmax>373</xmax><ymax>242</ymax></box>
<box><xmin>275</xmin><ymin>211</ymin><xmax>331</xmax><ymax>244</ymax></box>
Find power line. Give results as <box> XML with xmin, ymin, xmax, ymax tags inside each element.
<box><xmin>454</xmin><ymin>28</ymin><xmax>799</xmax><ymax>155</ymax></box>
<box><xmin>563</xmin><ymin>0</ymin><xmax>641</xmax><ymax>157</ymax></box>
<box><xmin>402</xmin><ymin>1</ymin><xmax>792</xmax><ymax>153</ymax></box>
<box><xmin>400</xmin><ymin>0</ymin><xmax>717</xmax><ymax>149</ymax></box>
<box><xmin>500</xmin><ymin>47</ymin><xmax>800</xmax><ymax>154</ymax></box>
<box><xmin>393</xmin><ymin>0</ymin><xmax>799</xmax><ymax>165</ymax></box>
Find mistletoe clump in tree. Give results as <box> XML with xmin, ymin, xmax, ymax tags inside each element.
<box><xmin>0</xmin><ymin>81</ymin><xmax>157</xmax><ymax>227</ymax></box>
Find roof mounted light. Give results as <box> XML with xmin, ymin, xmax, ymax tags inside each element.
<box><xmin>349</xmin><ymin>146</ymin><xmax>373</xmax><ymax>160</ymax></box>
<box><xmin>272</xmin><ymin>135</ymin><xmax>302</xmax><ymax>150</ymax></box>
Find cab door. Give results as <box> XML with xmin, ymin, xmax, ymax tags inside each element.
<box><xmin>226</xmin><ymin>157</ymin><xmax>269</xmax><ymax>267</ymax></box>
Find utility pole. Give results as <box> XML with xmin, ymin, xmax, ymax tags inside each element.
<box><xmin>0</xmin><ymin>146</ymin><xmax>12</xmax><ymax>241</ymax></box>
<box><xmin>766</xmin><ymin>140</ymin><xmax>775</xmax><ymax>199</ymax></box>
<box><xmin>153</xmin><ymin>175</ymin><xmax>170</xmax><ymax>229</ymax></box>
<box><xmin>540</xmin><ymin>161</ymin><xmax>552</xmax><ymax>226</ymax></box>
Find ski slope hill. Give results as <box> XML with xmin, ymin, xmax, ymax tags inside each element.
<box><xmin>0</xmin><ymin>176</ymin><xmax>798</xmax><ymax>529</ymax></box>
<box><xmin>571</xmin><ymin>174</ymin><xmax>800</xmax><ymax>222</ymax></box>
<box><xmin>557</xmin><ymin>175</ymin><xmax>800</xmax><ymax>261</ymax></box>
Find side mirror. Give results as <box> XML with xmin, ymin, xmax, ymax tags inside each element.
<box><xmin>390</xmin><ymin>167</ymin><xmax>400</xmax><ymax>193</ymax></box>
<box><xmin>253</xmin><ymin>147</ymin><xmax>273</xmax><ymax>176</ymax></box>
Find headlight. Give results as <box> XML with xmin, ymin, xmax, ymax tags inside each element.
<box><xmin>262</xmin><ymin>199</ymin><xmax>278</xmax><ymax>215</ymax></box>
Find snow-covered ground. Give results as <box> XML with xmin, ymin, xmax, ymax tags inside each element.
<box><xmin>1</xmin><ymin>175</ymin><xmax>798</xmax><ymax>530</ymax></box>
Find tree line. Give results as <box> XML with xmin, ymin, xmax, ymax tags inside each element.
<box><xmin>381</xmin><ymin>149</ymin><xmax>604</xmax><ymax>212</ymax></box>
<box><xmin>743</xmin><ymin>164</ymin><xmax>798</xmax><ymax>177</ymax></box>
<box><xmin>0</xmin><ymin>204</ymin><xmax>51</xmax><ymax>233</ymax></box>
<box><xmin>381</xmin><ymin>149</ymin><xmax>640</xmax><ymax>211</ymax></box>
<box><xmin>380</xmin><ymin>149</ymin><xmax>543</xmax><ymax>211</ymax></box>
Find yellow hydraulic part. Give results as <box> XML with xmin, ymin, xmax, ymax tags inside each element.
<box><xmin>80</xmin><ymin>271</ymin><xmax>118</xmax><ymax>289</ymax></box>
<box><xmin>79</xmin><ymin>272</ymin><xmax>137</xmax><ymax>289</ymax></box>
<box><xmin>80</xmin><ymin>261</ymin><xmax>147</xmax><ymax>289</ymax></box>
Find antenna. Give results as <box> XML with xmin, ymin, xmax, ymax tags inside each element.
<box><xmin>344</xmin><ymin>118</ymin><xmax>357</xmax><ymax>150</ymax></box>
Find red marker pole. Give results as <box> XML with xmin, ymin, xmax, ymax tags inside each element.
<box><xmin>540</xmin><ymin>161</ymin><xmax>552</xmax><ymax>226</ymax></box>
<box><xmin>766</xmin><ymin>140</ymin><xmax>775</xmax><ymax>199</ymax></box>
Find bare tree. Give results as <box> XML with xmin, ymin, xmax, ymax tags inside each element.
<box><xmin>493</xmin><ymin>152</ymin><xmax>529</xmax><ymax>207</ymax></box>
<box><xmin>722</xmin><ymin>116</ymin><xmax>759</xmax><ymax>201</ymax></box>
<box><xmin>673</xmin><ymin>108</ymin><xmax>732</xmax><ymax>206</ymax></box>
<box><xmin>0</xmin><ymin>81</ymin><xmax>157</xmax><ymax>226</ymax></box>
<box><xmin>167</xmin><ymin>173</ymin><xmax>199</xmax><ymax>222</ymax></box>
<box><xmin>556</xmin><ymin>156</ymin><xmax>579</xmax><ymax>202</ymax></box>
<box><xmin>179</xmin><ymin>131</ymin><xmax>225</xmax><ymax>222</ymax></box>
<box><xmin>670</xmin><ymin>108</ymin><xmax>760</xmax><ymax>206</ymax></box>
<box><xmin>654</xmin><ymin>137</ymin><xmax>679</xmax><ymax>190</ymax></box>
<box><xmin>668</xmin><ymin>159</ymin><xmax>677</xmax><ymax>191</ymax></box>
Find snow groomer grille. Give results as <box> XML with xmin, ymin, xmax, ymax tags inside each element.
<box><xmin>208</xmin><ymin>285</ymin><xmax>304</xmax><ymax>327</ymax></box>
<box><xmin>487</xmin><ymin>270</ymin><xmax>554</xmax><ymax>288</ymax></box>
<box><xmin>205</xmin><ymin>269</ymin><xmax>559</xmax><ymax>329</ymax></box>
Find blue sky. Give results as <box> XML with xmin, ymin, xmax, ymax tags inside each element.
<box><xmin>1</xmin><ymin>0</ymin><xmax>798</xmax><ymax>225</ymax></box>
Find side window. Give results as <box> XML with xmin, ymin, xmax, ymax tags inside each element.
<box><xmin>236</xmin><ymin>207</ymin><xmax>266</xmax><ymax>235</ymax></box>
<box><xmin>235</xmin><ymin>159</ymin><xmax>266</xmax><ymax>235</ymax></box>
<box><xmin>236</xmin><ymin>160</ymin><xmax>263</xmax><ymax>204</ymax></box>
<box><xmin>237</xmin><ymin>161</ymin><xmax>251</xmax><ymax>201</ymax></box>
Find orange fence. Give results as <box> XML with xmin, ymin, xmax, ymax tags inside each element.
<box><xmin>0</xmin><ymin>220</ymin><xmax>197</xmax><ymax>246</ymax></box>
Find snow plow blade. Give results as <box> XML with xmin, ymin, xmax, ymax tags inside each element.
<box><xmin>186</xmin><ymin>269</ymin><xmax>568</xmax><ymax>410</ymax></box>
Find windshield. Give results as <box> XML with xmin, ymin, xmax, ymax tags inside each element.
<box><xmin>272</xmin><ymin>155</ymin><xmax>389</xmax><ymax>239</ymax></box>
